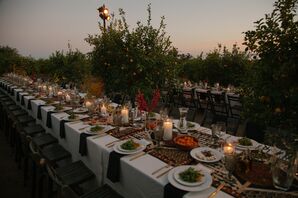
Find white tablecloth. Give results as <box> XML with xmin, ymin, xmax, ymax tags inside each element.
<box><xmin>2</xmin><ymin>82</ymin><xmax>233</xmax><ymax>198</ymax></box>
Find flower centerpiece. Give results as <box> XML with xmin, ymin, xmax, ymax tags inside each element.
<box><xmin>136</xmin><ymin>89</ymin><xmax>160</xmax><ymax>130</ymax></box>
<box><xmin>136</xmin><ymin>89</ymin><xmax>160</xmax><ymax>113</ymax></box>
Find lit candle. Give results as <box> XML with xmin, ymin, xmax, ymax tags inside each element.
<box><xmin>223</xmin><ymin>143</ymin><xmax>234</xmax><ymax>155</ymax></box>
<box><xmin>85</xmin><ymin>101</ymin><xmax>92</xmax><ymax>108</ymax></box>
<box><xmin>65</xmin><ymin>94</ymin><xmax>71</xmax><ymax>102</ymax></box>
<box><xmin>121</xmin><ymin>107</ymin><xmax>129</xmax><ymax>124</ymax></box>
<box><xmin>163</xmin><ymin>119</ymin><xmax>173</xmax><ymax>140</ymax></box>
<box><xmin>101</xmin><ymin>104</ymin><xmax>107</xmax><ymax>115</ymax></box>
<box><xmin>43</xmin><ymin>85</ymin><xmax>47</xmax><ymax>91</ymax></box>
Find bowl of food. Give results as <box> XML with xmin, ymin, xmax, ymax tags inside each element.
<box><xmin>174</xmin><ymin>135</ymin><xmax>199</xmax><ymax>151</ymax></box>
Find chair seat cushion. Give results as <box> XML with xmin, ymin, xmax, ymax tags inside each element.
<box><xmin>41</xmin><ymin>144</ymin><xmax>71</xmax><ymax>163</ymax></box>
<box><xmin>32</xmin><ymin>133</ymin><xmax>58</xmax><ymax>148</ymax></box>
<box><xmin>24</xmin><ymin>124</ymin><xmax>45</xmax><ymax>136</ymax></box>
<box><xmin>16</xmin><ymin>115</ymin><xmax>35</xmax><ymax>124</ymax></box>
<box><xmin>56</xmin><ymin>161</ymin><xmax>95</xmax><ymax>186</ymax></box>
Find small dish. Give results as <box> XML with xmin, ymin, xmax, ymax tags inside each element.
<box><xmin>190</xmin><ymin>147</ymin><xmax>222</xmax><ymax>163</ymax></box>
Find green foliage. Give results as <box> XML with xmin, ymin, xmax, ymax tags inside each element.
<box><xmin>42</xmin><ymin>49</ymin><xmax>91</xmax><ymax>84</ymax></box>
<box><xmin>0</xmin><ymin>46</ymin><xmax>21</xmax><ymax>75</ymax></box>
<box><xmin>86</xmin><ymin>4</ymin><xmax>179</xmax><ymax>100</ymax></box>
<box><xmin>180</xmin><ymin>44</ymin><xmax>250</xmax><ymax>86</ymax></box>
<box><xmin>242</xmin><ymin>0</ymin><xmax>298</xmax><ymax>133</ymax></box>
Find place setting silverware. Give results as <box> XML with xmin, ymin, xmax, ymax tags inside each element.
<box><xmin>151</xmin><ymin>164</ymin><xmax>171</xmax><ymax>175</ymax></box>
<box><xmin>208</xmin><ymin>183</ymin><xmax>225</xmax><ymax>198</ymax></box>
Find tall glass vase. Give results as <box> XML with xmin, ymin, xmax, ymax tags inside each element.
<box><xmin>271</xmin><ymin>149</ymin><xmax>298</xmax><ymax>191</ymax></box>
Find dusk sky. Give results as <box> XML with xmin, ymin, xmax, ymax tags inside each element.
<box><xmin>0</xmin><ymin>0</ymin><xmax>276</xmax><ymax>58</ymax></box>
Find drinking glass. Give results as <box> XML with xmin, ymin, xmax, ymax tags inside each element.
<box><xmin>178</xmin><ymin>107</ymin><xmax>188</xmax><ymax>133</ymax></box>
<box><xmin>211</xmin><ymin>123</ymin><xmax>221</xmax><ymax>146</ymax></box>
<box><xmin>272</xmin><ymin>149</ymin><xmax>298</xmax><ymax>191</ymax></box>
<box><xmin>216</xmin><ymin>121</ymin><xmax>227</xmax><ymax>140</ymax></box>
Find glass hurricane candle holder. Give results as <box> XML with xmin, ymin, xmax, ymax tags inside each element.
<box><xmin>223</xmin><ymin>142</ymin><xmax>236</xmax><ymax>180</ymax></box>
<box><xmin>163</xmin><ymin>118</ymin><xmax>173</xmax><ymax>141</ymax></box>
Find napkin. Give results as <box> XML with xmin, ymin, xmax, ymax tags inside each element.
<box><xmin>10</xmin><ymin>88</ymin><xmax>15</xmax><ymax>96</ymax></box>
<box><xmin>21</xmin><ymin>95</ymin><xmax>27</xmax><ymax>105</ymax></box>
<box><xmin>16</xmin><ymin>92</ymin><xmax>20</xmax><ymax>101</ymax></box>
<box><xmin>164</xmin><ymin>184</ymin><xmax>188</xmax><ymax>198</ymax></box>
<box><xmin>107</xmin><ymin>151</ymin><xmax>125</xmax><ymax>183</ymax></box>
<box><xmin>37</xmin><ymin>105</ymin><xmax>46</xmax><ymax>120</ymax></box>
<box><xmin>46</xmin><ymin>111</ymin><xmax>55</xmax><ymax>128</ymax></box>
<box><xmin>79</xmin><ymin>133</ymin><xmax>94</xmax><ymax>156</ymax></box>
<box><xmin>59</xmin><ymin>119</ymin><xmax>69</xmax><ymax>138</ymax></box>
<box><xmin>27</xmin><ymin>98</ymin><xmax>34</xmax><ymax>110</ymax></box>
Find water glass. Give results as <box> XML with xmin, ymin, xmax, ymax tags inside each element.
<box><xmin>178</xmin><ymin>107</ymin><xmax>188</xmax><ymax>133</ymax></box>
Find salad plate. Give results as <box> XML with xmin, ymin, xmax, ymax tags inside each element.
<box><xmin>173</xmin><ymin>166</ymin><xmax>206</xmax><ymax>187</ymax></box>
<box><xmin>114</xmin><ymin>139</ymin><xmax>146</xmax><ymax>155</ymax></box>
<box><xmin>235</xmin><ymin>137</ymin><xmax>258</xmax><ymax>150</ymax></box>
<box><xmin>84</xmin><ymin>125</ymin><xmax>114</xmax><ymax>134</ymax></box>
<box><xmin>168</xmin><ymin>165</ymin><xmax>212</xmax><ymax>192</ymax></box>
<box><xmin>173</xmin><ymin>120</ymin><xmax>200</xmax><ymax>131</ymax></box>
<box><xmin>73</xmin><ymin>107</ymin><xmax>88</xmax><ymax>114</ymax></box>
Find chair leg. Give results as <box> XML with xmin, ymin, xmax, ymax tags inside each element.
<box><xmin>24</xmin><ymin>156</ymin><xmax>29</xmax><ymax>186</ymax></box>
<box><xmin>31</xmin><ymin>162</ymin><xmax>37</xmax><ymax>198</ymax></box>
<box><xmin>47</xmin><ymin>177</ymin><xmax>53</xmax><ymax>198</ymax></box>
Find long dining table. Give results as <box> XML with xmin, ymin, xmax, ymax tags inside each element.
<box><xmin>1</xmin><ymin>78</ymin><xmax>297</xmax><ymax>198</ymax></box>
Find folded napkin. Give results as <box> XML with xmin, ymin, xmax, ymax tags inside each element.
<box><xmin>46</xmin><ymin>111</ymin><xmax>55</xmax><ymax>128</ymax></box>
<box><xmin>79</xmin><ymin>133</ymin><xmax>94</xmax><ymax>156</ymax></box>
<box><xmin>164</xmin><ymin>183</ymin><xmax>187</xmax><ymax>198</ymax></box>
<box><xmin>10</xmin><ymin>88</ymin><xmax>15</xmax><ymax>96</ymax></box>
<box><xmin>107</xmin><ymin>151</ymin><xmax>125</xmax><ymax>183</ymax></box>
<box><xmin>16</xmin><ymin>92</ymin><xmax>20</xmax><ymax>101</ymax></box>
<box><xmin>27</xmin><ymin>98</ymin><xmax>34</xmax><ymax>110</ymax></box>
<box><xmin>59</xmin><ymin>119</ymin><xmax>69</xmax><ymax>138</ymax></box>
<box><xmin>21</xmin><ymin>95</ymin><xmax>29</xmax><ymax>105</ymax></box>
<box><xmin>37</xmin><ymin>105</ymin><xmax>46</xmax><ymax>120</ymax></box>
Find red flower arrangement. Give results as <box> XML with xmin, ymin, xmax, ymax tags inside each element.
<box><xmin>136</xmin><ymin>89</ymin><xmax>160</xmax><ymax>112</ymax></box>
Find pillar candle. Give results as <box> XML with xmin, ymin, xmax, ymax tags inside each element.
<box><xmin>121</xmin><ymin>108</ymin><xmax>129</xmax><ymax>124</ymax></box>
<box><xmin>163</xmin><ymin>119</ymin><xmax>173</xmax><ymax>140</ymax></box>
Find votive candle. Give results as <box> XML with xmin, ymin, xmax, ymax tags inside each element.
<box><xmin>101</xmin><ymin>104</ymin><xmax>107</xmax><ymax>115</ymax></box>
<box><xmin>65</xmin><ymin>94</ymin><xmax>71</xmax><ymax>102</ymax></box>
<box><xmin>223</xmin><ymin>143</ymin><xmax>235</xmax><ymax>155</ymax></box>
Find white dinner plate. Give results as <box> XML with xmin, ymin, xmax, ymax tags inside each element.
<box><xmin>173</xmin><ymin>166</ymin><xmax>206</xmax><ymax>187</ymax></box>
<box><xmin>113</xmin><ymin>139</ymin><xmax>146</xmax><ymax>155</ymax></box>
<box><xmin>190</xmin><ymin>147</ymin><xmax>222</xmax><ymax>163</ymax></box>
<box><xmin>84</xmin><ymin>125</ymin><xmax>113</xmax><ymax>134</ymax></box>
<box><xmin>173</xmin><ymin>120</ymin><xmax>200</xmax><ymax>131</ymax></box>
<box><xmin>73</xmin><ymin>107</ymin><xmax>88</xmax><ymax>114</ymax></box>
<box><xmin>235</xmin><ymin>138</ymin><xmax>258</xmax><ymax>150</ymax></box>
<box><xmin>168</xmin><ymin>165</ymin><xmax>212</xmax><ymax>192</ymax></box>
<box><xmin>63</xmin><ymin>114</ymin><xmax>89</xmax><ymax>122</ymax></box>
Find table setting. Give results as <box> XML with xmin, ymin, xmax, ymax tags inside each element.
<box><xmin>1</xmin><ymin>74</ymin><xmax>298</xmax><ymax>198</ymax></box>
